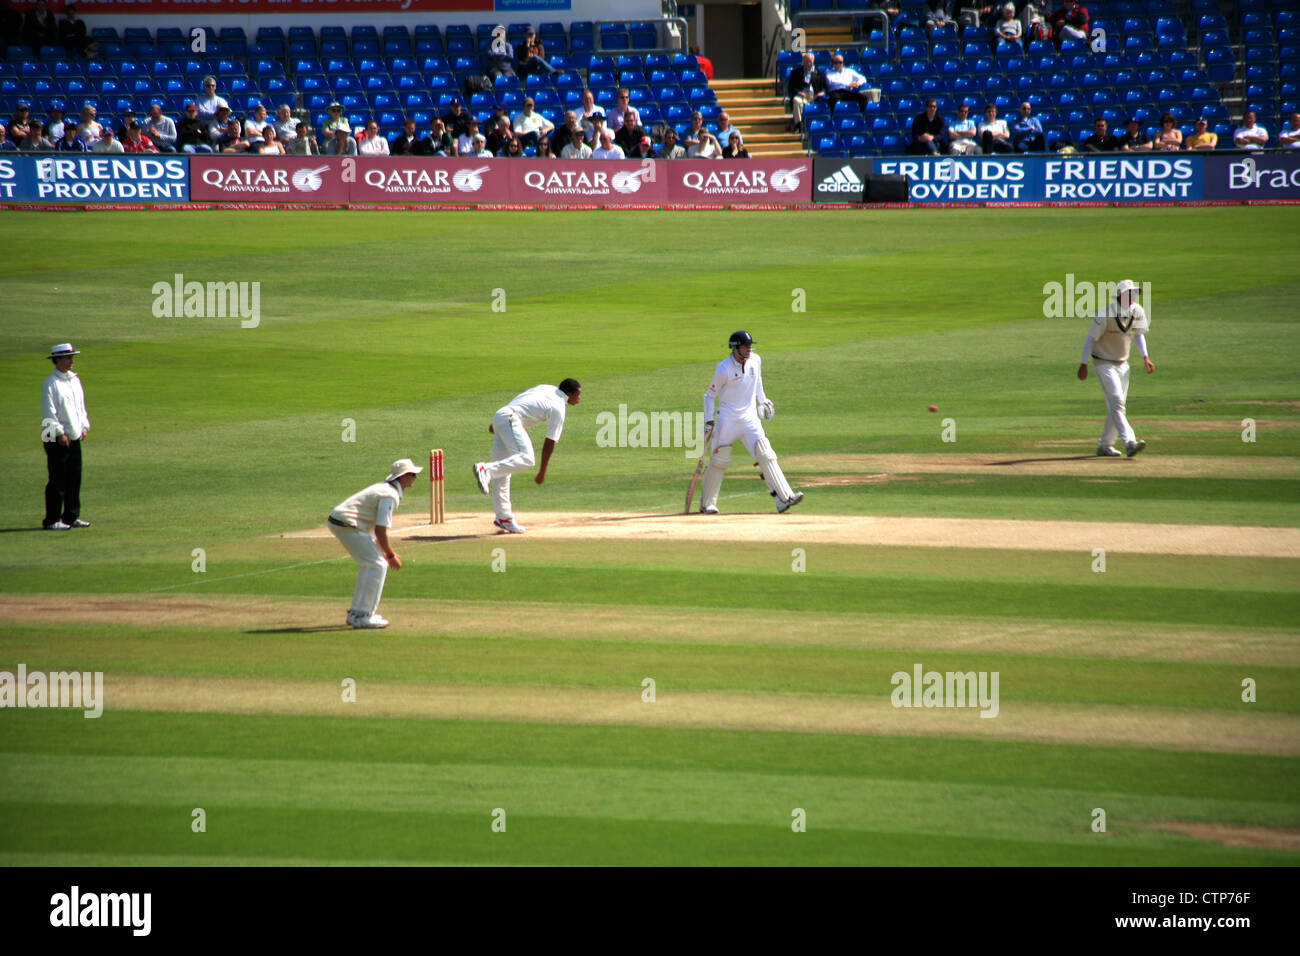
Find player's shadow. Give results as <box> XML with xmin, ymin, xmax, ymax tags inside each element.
<box><xmin>405</xmin><ymin>532</ymin><xmax>497</xmax><ymax>542</ymax></box>
<box><xmin>987</xmin><ymin>455</ymin><xmax>1102</xmax><ymax>465</ymax></box>
<box><xmin>245</xmin><ymin>625</ymin><xmax>354</xmax><ymax>634</ymax></box>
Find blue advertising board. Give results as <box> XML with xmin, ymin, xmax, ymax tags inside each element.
<box><xmin>0</xmin><ymin>155</ymin><xmax>189</xmax><ymax>203</ymax></box>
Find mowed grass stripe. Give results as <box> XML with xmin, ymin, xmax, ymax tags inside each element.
<box><xmin>15</xmin><ymin>675</ymin><xmax>1294</xmax><ymax>754</ymax></box>
<box><xmin>4</xmin><ymin>753</ymin><xmax>1298</xmax><ymax>841</ymax></box>
<box><xmin>9</xmin><ymin>712</ymin><xmax>1296</xmax><ymax>803</ymax></box>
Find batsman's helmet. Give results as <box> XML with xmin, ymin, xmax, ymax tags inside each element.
<box><xmin>728</xmin><ymin>330</ymin><xmax>753</xmax><ymax>349</ymax></box>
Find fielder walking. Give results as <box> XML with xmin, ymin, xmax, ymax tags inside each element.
<box><xmin>328</xmin><ymin>458</ymin><xmax>422</xmax><ymax>629</ymax></box>
<box><xmin>41</xmin><ymin>343</ymin><xmax>91</xmax><ymax>530</ymax></box>
<box><xmin>697</xmin><ymin>331</ymin><xmax>803</xmax><ymax>514</ymax></box>
<box><xmin>473</xmin><ymin>378</ymin><xmax>581</xmax><ymax>533</ymax></box>
<box><xmin>1078</xmin><ymin>279</ymin><xmax>1153</xmax><ymax>457</ymax></box>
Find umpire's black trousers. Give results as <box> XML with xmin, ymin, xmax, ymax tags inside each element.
<box><xmin>43</xmin><ymin>439</ymin><xmax>82</xmax><ymax>527</ymax></box>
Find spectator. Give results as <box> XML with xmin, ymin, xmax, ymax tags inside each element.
<box><xmin>584</xmin><ymin>112</ymin><xmax>610</xmax><ymax>148</ymax></box>
<box><xmin>1009</xmin><ymin>101</ymin><xmax>1045</xmax><ymax>152</ymax></box>
<box><xmin>1233</xmin><ymin>110</ymin><xmax>1268</xmax><ymax>150</ymax></box>
<box><xmin>515</xmin><ymin>28</ymin><xmax>557</xmax><ymax>79</ymax></box>
<box><xmin>54</xmin><ymin>122</ymin><xmax>86</xmax><ymax>151</ymax></box>
<box><xmin>552</xmin><ymin>111</ymin><xmax>583</xmax><ymax>155</ymax></box>
<box><xmin>195</xmin><ymin>76</ymin><xmax>229</xmax><ymax>123</ymax></box>
<box><xmin>1151</xmin><ymin>113</ymin><xmax>1181</xmax><ymax>151</ymax></box>
<box><xmin>143</xmin><ymin>103</ymin><xmax>177</xmax><ymax>152</ymax></box>
<box><xmin>614</xmin><ymin>108</ymin><xmax>644</xmax><ymax>154</ymax></box>
<box><xmin>658</xmin><ymin>126</ymin><xmax>686</xmax><ymax>159</ymax></box>
<box><xmin>216</xmin><ymin>118</ymin><xmax>246</xmax><ymax>153</ymax></box>
<box><xmin>714</xmin><ymin>111</ymin><xmax>742</xmax><ymax>146</ymax></box>
<box><xmin>75</xmin><ymin>105</ymin><xmax>103</xmax><ymax>145</ymax></box>
<box><xmin>825</xmin><ymin>54</ymin><xmax>871</xmax><ymax>109</ymax></box>
<box><xmin>786</xmin><ymin>52</ymin><xmax>828</xmax><ymax>133</ymax></box>
<box><xmin>1183</xmin><ymin>116</ymin><xmax>1216</xmax><ymax>150</ymax></box>
<box><xmin>442</xmin><ymin>98</ymin><xmax>471</xmax><ymax>138</ymax></box>
<box><xmin>176</xmin><ymin>102</ymin><xmax>213</xmax><ymax>153</ymax></box>
<box><xmin>592</xmin><ymin>129</ymin><xmax>625</xmax><ymax>159</ymax></box>
<box><xmin>560</xmin><ymin>127</ymin><xmax>591</xmax><ymax>158</ymax></box>
<box><xmin>978</xmin><ymin>104</ymin><xmax>1013</xmax><ymax>153</ymax></box>
<box><xmin>287</xmin><ymin>122</ymin><xmax>318</xmax><ymax>155</ymax></box>
<box><xmin>19</xmin><ymin>119</ymin><xmax>53</xmax><ymax>150</ymax></box>
<box><xmin>485</xmin><ymin>33</ymin><xmax>515</xmax><ymax>81</ymax></box>
<box><xmin>535</xmin><ymin>133</ymin><xmax>553</xmax><ymax>159</ymax></box>
<box><xmin>687</xmin><ymin>129</ymin><xmax>721</xmax><ymax>158</ymax></box>
<box><xmin>689</xmin><ymin>43</ymin><xmax>714</xmax><ymax>81</ymax></box>
<box><xmin>91</xmin><ymin>127</ymin><xmax>123</xmax><ymax>153</ymax></box>
<box><xmin>321</xmin><ymin>102</ymin><xmax>350</xmax><ymax>140</ymax></box>
<box><xmin>208</xmin><ymin>104</ymin><xmax>234</xmax><ymax>148</ymax></box>
<box><xmin>1080</xmin><ymin>117</ymin><xmax>1120</xmax><ymax>151</ymax></box>
<box><xmin>681</xmin><ymin>110</ymin><xmax>706</xmax><ymax>149</ymax></box>
<box><xmin>722</xmin><ymin>131</ymin><xmax>748</xmax><ymax>158</ymax></box>
<box><xmin>273</xmin><ymin>104</ymin><xmax>297</xmax><ymax>145</ymax></box>
<box><xmin>1281</xmin><ymin>112</ymin><xmax>1300</xmax><ymax>149</ymax></box>
<box><xmin>485</xmin><ymin>115</ymin><xmax>514</xmax><ymax>155</ymax></box>
<box><xmin>324</xmin><ymin>125</ymin><xmax>358</xmax><ymax>156</ymax></box>
<box><xmin>58</xmin><ymin>3</ymin><xmax>88</xmax><ymax>56</ymax></box>
<box><xmin>243</xmin><ymin>104</ymin><xmax>270</xmax><ymax>145</ymax></box>
<box><xmin>9</xmin><ymin>102</ymin><xmax>30</xmax><ymax>142</ymax></box>
<box><xmin>0</xmin><ymin>124</ymin><xmax>16</xmax><ymax>151</ymax></box>
<box><xmin>113</xmin><ymin>108</ymin><xmax>139</xmax><ymax>141</ymax></box>
<box><xmin>608</xmin><ymin>89</ymin><xmax>632</xmax><ymax>132</ymax></box>
<box><xmin>384</xmin><ymin>117</ymin><xmax>415</xmax><ymax>154</ymax></box>
<box><xmin>122</xmin><ymin>122</ymin><xmax>157</xmax><ymax>153</ymax></box>
<box><xmin>502</xmin><ymin>135</ymin><xmax>524</xmax><ymax>158</ymax></box>
<box><xmin>577</xmin><ymin>89</ymin><xmax>604</xmax><ymax>128</ymax></box>
<box><xmin>949</xmin><ymin>102</ymin><xmax>980</xmax><ymax>155</ymax></box>
<box><xmin>419</xmin><ymin>117</ymin><xmax>454</xmax><ymax>156</ymax></box>
<box><xmin>630</xmin><ymin>134</ymin><xmax>656</xmax><ymax>159</ymax></box>
<box><xmin>924</xmin><ymin>0</ymin><xmax>957</xmax><ymax>36</ymax></box>
<box><xmin>909</xmin><ymin>98</ymin><xmax>950</xmax><ymax>154</ymax></box>
<box><xmin>22</xmin><ymin>0</ymin><xmax>56</xmax><ymax>53</ymax></box>
<box><xmin>1117</xmin><ymin>117</ymin><xmax>1150</xmax><ymax>151</ymax></box>
<box><xmin>994</xmin><ymin>3</ymin><xmax>1023</xmax><ymax>47</ymax></box>
<box><xmin>45</xmin><ymin>103</ymin><xmax>67</xmax><ymax>141</ymax></box>
<box><xmin>457</xmin><ymin>118</ymin><xmax>481</xmax><ymax>156</ymax></box>
<box><xmin>1050</xmin><ymin>1</ymin><xmax>1089</xmax><ymax>46</ymax></box>
<box><xmin>354</xmin><ymin>121</ymin><xmax>386</xmax><ymax>155</ymax></box>
<box><xmin>512</xmin><ymin>97</ymin><xmax>554</xmax><ymax>148</ymax></box>
<box><xmin>467</xmin><ymin>133</ymin><xmax>492</xmax><ymax>157</ymax></box>
<box><xmin>253</xmin><ymin>124</ymin><xmax>285</xmax><ymax>154</ymax></box>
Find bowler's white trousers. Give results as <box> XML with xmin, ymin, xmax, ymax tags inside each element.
<box><xmin>1093</xmin><ymin>359</ymin><xmax>1136</xmax><ymax>447</ymax></box>
<box><xmin>483</xmin><ymin>408</ymin><xmax>535</xmax><ymax>520</ymax></box>
<box><xmin>329</xmin><ymin>523</ymin><xmax>388</xmax><ymax>616</ymax></box>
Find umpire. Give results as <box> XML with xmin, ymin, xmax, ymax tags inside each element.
<box><xmin>41</xmin><ymin>343</ymin><xmax>91</xmax><ymax>530</ymax></box>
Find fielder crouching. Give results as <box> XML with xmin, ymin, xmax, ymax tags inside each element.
<box><xmin>698</xmin><ymin>330</ymin><xmax>804</xmax><ymax>514</ymax></box>
<box><xmin>327</xmin><ymin>458</ymin><xmax>422</xmax><ymax>629</ymax></box>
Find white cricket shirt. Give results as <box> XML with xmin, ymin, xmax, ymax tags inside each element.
<box><xmin>1082</xmin><ymin>303</ymin><xmax>1149</xmax><ymax>364</ymax></box>
<box><xmin>331</xmin><ymin>480</ymin><xmax>402</xmax><ymax>532</ymax></box>
<box><xmin>703</xmin><ymin>352</ymin><xmax>768</xmax><ymax>422</ymax></box>
<box><xmin>502</xmin><ymin>384</ymin><xmax>570</xmax><ymax>442</ymax></box>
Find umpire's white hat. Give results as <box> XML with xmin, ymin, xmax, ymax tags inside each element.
<box><xmin>49</xmin><ymin>343</ymin><xmax>80</xmax><ymax>358</ymax></box>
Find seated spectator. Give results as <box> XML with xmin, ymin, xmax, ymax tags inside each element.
<box><xmin>722</xmin><ymin>132</ymin><xmax>748</xmax><ymax>158</ymax></box>
<box><xmin>419</xmin><ymin>117</ymin><xmax>454</xmax><ymax>156</ymax></box>
<box><xmin>979</xmin><ymin>104</ymin><xmax>1013</xmax><ymax>153</ymax></box>
<box><xmin>515</xmin><ymin>29</ymin><xmax>557</xmax><ymax>79</ymax></box>
<box><xmin>909</xmin><ymin>98</ymin><xmax>950</xmax><ymax>154</ymax></box>
<box><xmin>321</xmin><ymin>102</ymin><xmax>350</xmax><ymax>140</ymax></box>
<box><xmin>0</xmin><ymin>124</ymin><xmax>16</xmax><ymax>151</ymax></box>
<box><xmin>22</xmin><ymin>0</ymin><xmax>56</xmax><ymax>53</ymax></box>
<box><xmin>243</xmin><ymin>104</ymin><xmax>270</xmax><ymax>145</ymax></box>
<box><xmin>787</xmin><ymin>52</ymin><xmax>828</xmax><ymax>133</ymax></box>
<box><xmin>825</xmin><ymin>54</ymin><xmax>872</xmax><ymax>109</ymax></box>
<box><xmin>592</xmin><ymin>129</ymin><xmax>625</xmax><ymax>159</ymax></box>
<box><xmin>486</xmin><ymin>38</ymin><xmax>515</xmax><ymax>82</ymax></box>
<box><xmin>467</xmin><ymin>133</ymin><xmax>492</xmax><ymax>157</ymax></box>
<box><xmin>457</xmin><ymin>118</ymin><xmax>481</xmax><ymax>156</ymax></box>
<box><xmin>122</xmin><ymin>122</ymin><xmax>157</xmax><ymax>153</ymax></box>
<box><xmin>585</xmin><ymin>112</ymin><xmax>610</xmax><ymax>148</ymax></box>
<box><xmin>924</xmin><ymin>0</ymin><xmax>957</xmax><ymax>35</ymax></box>
<box><xmin>324</xmin><ymin>125</ymin><xmax>358</xmax><ymax>156</ymax></box>
<box><xmin>577</xmin><ymin>89</ymin><xmax>604</xmax><ymax>129</ymax></box>
<box><xmin>1010</xmin><ymin>102</ymin><xmax>1045</xmax><ymax>152</ymax></box>
<box><xmin>614</xmin><ymin>109</ymin><xmax>645</xmax><ymax>154</ymax></box>
<box><xmin>512</xmin><ymin>97</ymin><xmax>554</xmax><ymax>148</ymax></box>
<box><xmin>442</xmin><ymin>98</ymin><xmax>471</xmax><ymax>138</ymax></box>
<box><xmin>287</xmin><ymin>122</ymin><xmax>319</xmax><ymax>155</ymax></box>
<box><xmin>714</xmin><ymin>111</ymin><xmax>742</xmax><ymax>146</ymax></box>
<box><xmin>1281</xmin><ymin>112</ymin><xmax>1300</xmax><ymax>149</ymax></box>
<box><xmin>91</xmin><ymin>127</ymin><xmax>123</xmax><ymax>153</ymax></box>
<box><xmin>1151</xmin><ymin>113</ymin><xmax>1181</xmax><ymax>151</ymax></box>
<box><xmin>681</xmin><ymin>111</ymin><xmax>706</xmax><ymax>150</ymax></box>
<box><xmin>274</xmin><ymin>104</ymin><xmax>298</xmax><ymax>145</ymax></box>
<box><xmin>552</xmin><ymin>111</ymin><xmax>583</xmax><ymax>155</ymax></box>
<box><xmin>59</xmin><ymin>3</ymin><xmax>89</xmax><ymax>56</ymax></box>
<box><xmin>689</xmin><ymin>43</ymin><xmax>714</xmax><ymax>81</ymax></box>
<box><xmin>1233</xmin><ymin>110</ymin><xmax>1268</xmax><ymax>150</ymax></box>
<box><xmin>561</xmin><ymin>127</ymin><xmax>592</xmax><ymax>158</ymax></box>
<box><xmin>357</xmin><ymin>121</ymin><xmax>389</xmax><ymax>155</ymax></box>
<box><xmin>1117</xmin><ymin>117</ymin><xmax>1151</xmax><ymax>151</ymax></box>
<box><xmin>9</xmin><ymin>103</ymin><xmax>31</xmax><ymax>142</ymax></box>
<box><xmin>208</xmin><ymin>105</ymin><xmax>234</xmax><ymax>148</ymax></box>
<box><xmin>253</xmin><ymin>125</ymin><xmax>285</xmax><ymax>154</ymax></box>
<box><xmin>196</xmin><ymin>76</ymin><xmax>229</xmax><ymax>123</ymax></box>
<box><xmin>486</xmin><ymin>115</ymin><xmax>514</xmax><ymax>155</ymax></box>
<box><xmin>949</xmin><ymin>103</ymin><xmax>980</xmax><ymax>155</ymax></box>
<box><xmin>687</xmin><ymin>129</ymin><xmax>721</xmax><ymax>158</ymax></box>
<box><xmin>625</xmin><ymin>134</ymin><xmax>653</xmax><ymax>159</ymax></box>
<box><xmin>54</xmin><ymin>122</ymin><xmax>86</xmax><ymax>151</ymax></box>
<box><xmin>658</xmin><ymin>126</ymin><xmax>686</xmax><ymax>159</ymax></box>
<box><xmin>45</xmin><ymin>104</ymin><xmax>67</xmax><ymax>142</ymax></box>
<box><xmin>19</xmin><ymin>119</ymin><xmax>53</xmax><ymax>150</ymax></box>
<box><xmin>176</xmin><ymin>102</ymin><xmax>213</xmax><ymax>153</ymax></box>
<box><xmin>75</xmin><ymin>105</ymin><xmax>103</xmax><ymax>145</ymax></box>
<box><xmin>1183</xmin><ymin>116</ymin><xmax>1217</xmax><ymax>150</ymax></box>
<box><xmin>994</xmin><ymin>4</ymin><xmax>1023</xmax><ymax>48</ymax></box>
<box><xmin>502</xmin><ymin>135</ymin><xmax>524</xmax><ymax>158</ymax></box>
<box><xmin>216</xmin><ymin>118</ymin><xmax>246</xmax><ymax>153</ymax></box>
<box><xmin>113</xmin><ymin>108</ymin><xmax>139</xmax><ymax>141</ymax></box>
<box><xmin>608</xmin><ymin>89</ymin><xmax>632</xmax><ymax>132</ymax></box>
<box><xmin>1080</xmin><ymin>117</ymin><xmax>1120</xmax><ymax>151</ymax></box>
<box><xmin>143</xmin><ymin>103</ymin><xmax>177</xmax><ymax>152</ymax></box>
<box><xmin>1050</xmin><ymin>0</ymin><xmax>1090</xmax><ymax>46</ymax></box>
<box><xmin>535</xmin><ymin>134</ymin><xmax>553</xmax><ymax>159</ymax></box>
<box><xmin>390</xmin><ymin>117</ymin><xmax>420</xmax><ymax>154</ymax></box>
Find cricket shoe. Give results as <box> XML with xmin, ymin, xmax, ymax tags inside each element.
<box><xmin>699</xmin><ymin>505</ymin><xmax>719</xmax><ymax>514</ymax></box>
<box><xmin>43</xmin><ymin>521</ymin><xmax>70</xmax><ymax>530</ymax></box>
<box><xmin>69</xmin><ymin>519</ymin><xmax>91</xmax><ymax>527</ymax></box>
<box><xmin>472</xmin><ymin>462</ymin><xmax>490</xmax><ymax>495</ymax></box>
<box><xmin>352</xmin><ymin>613</ymin><xmax>389</xmax><ymax>629</ymax></box>
<box><xmin>1097</xmin><ymin>445</ymin><xmax>1123</xmax><ymax>457</ymax></box>
<box><xmin>1124</xmin><ymin>440</ymin><xmax>1147</xmax><ymax>458</ymax></box>
<box><xmin>776</xmin><ymin>492</ymin><xmax>805</xmax><ymax>514</ymax></box>
<box><xmin>494</xmin><ymin>516</ymin><xmax>526</xmax><ymax>534</ymax></box>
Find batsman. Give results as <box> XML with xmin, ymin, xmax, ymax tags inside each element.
<box><xmin>693</xmin><ymin>330</ymin><xmax>804</xmax><ymax>515</ymax></box>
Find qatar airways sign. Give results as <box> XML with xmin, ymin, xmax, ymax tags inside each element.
<box><xmin>191</xmin><ymin>157</ymin><xmax>349</xmax><ymax>202</ymax></box>
<box><xmin>512</xmin><ymin>160</ymin><xmax>668</xmax><ymax>201</ymax></box>
<box><xmin>667</xmin><ymin>160</ymin><xmax>809</xmax><ymax>201</ymax></box>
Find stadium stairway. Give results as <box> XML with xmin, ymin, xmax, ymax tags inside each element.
<box><xmin>710</xmin><ymin>78</ymin><xmax>807</xmax><ymax>156</ymax></box>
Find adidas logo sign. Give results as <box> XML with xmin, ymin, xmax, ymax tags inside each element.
<box><xmin>817</xmin><ymin>164</ymin><xmax>864</xmax><ymax>193</ymax></box>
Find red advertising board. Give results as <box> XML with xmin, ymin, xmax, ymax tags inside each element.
<box><xmin>190</xmin><ymin>156</ymin><xmax>350</xmax><ymax>203</ymax></box>
<box><xmin>509</xmin><ymin>159</ymin><xmax>669</xmax><ymax>204</ymax></box>
<box><xmin>663</xmin><ymin>159</ymin><xmax>813</xmax><ymax>203</ymax></box>
<box><xmin>350</xmin><ymin>158</ymin><xmax>511</xmax><ymax>203</ymax></box>
<box><xmin>57</xmin><ymin>1</ymin><xmax>490</xmax><ymax>12</ymax></box>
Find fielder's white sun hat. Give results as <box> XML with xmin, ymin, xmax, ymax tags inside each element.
<box><xmin>49</xmin><ymin>343</ymin><xmax>80</xmax><ymax>358</ymax></box>
<box><xmin>386</xmin><ymin>458</ymin><xmax>424</xmax><ymax>481</ymax></box>
<box><xmin>1115</xmin><ymin>279</ymin><xmax>1138</xmax><ymax>296</ymax></box>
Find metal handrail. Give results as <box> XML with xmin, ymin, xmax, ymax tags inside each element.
<box><xmin>591</xmin><ymin>18</ymin><xmax>690</xmax><ymax>55</ymax></box>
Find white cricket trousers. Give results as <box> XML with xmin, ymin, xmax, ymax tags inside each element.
<box><xmin>483</xmin><ymin>408</ymin><xmax>534</xmax><ymax>520</ymax></box>
<box><xmin>1094</xmin><ymin>360</ymin><xmax>1136</xmax><ymax>447</ymax></box>
<box><xmin>329</xmin><ymin>523</ymin><xmax>388</xmax><ymax>616</ymax></box>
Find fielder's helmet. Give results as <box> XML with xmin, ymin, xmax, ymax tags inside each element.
<box><xmin>728</xmin><ymin>330</ymin><xmax>753</xmax><ymax>348</ymax></box>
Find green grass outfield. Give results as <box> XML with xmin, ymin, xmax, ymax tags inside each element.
<box><xmin>0</xmin><ymin>207</ymin><xmax>1298</xmax><ymax>865</ymax></box>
